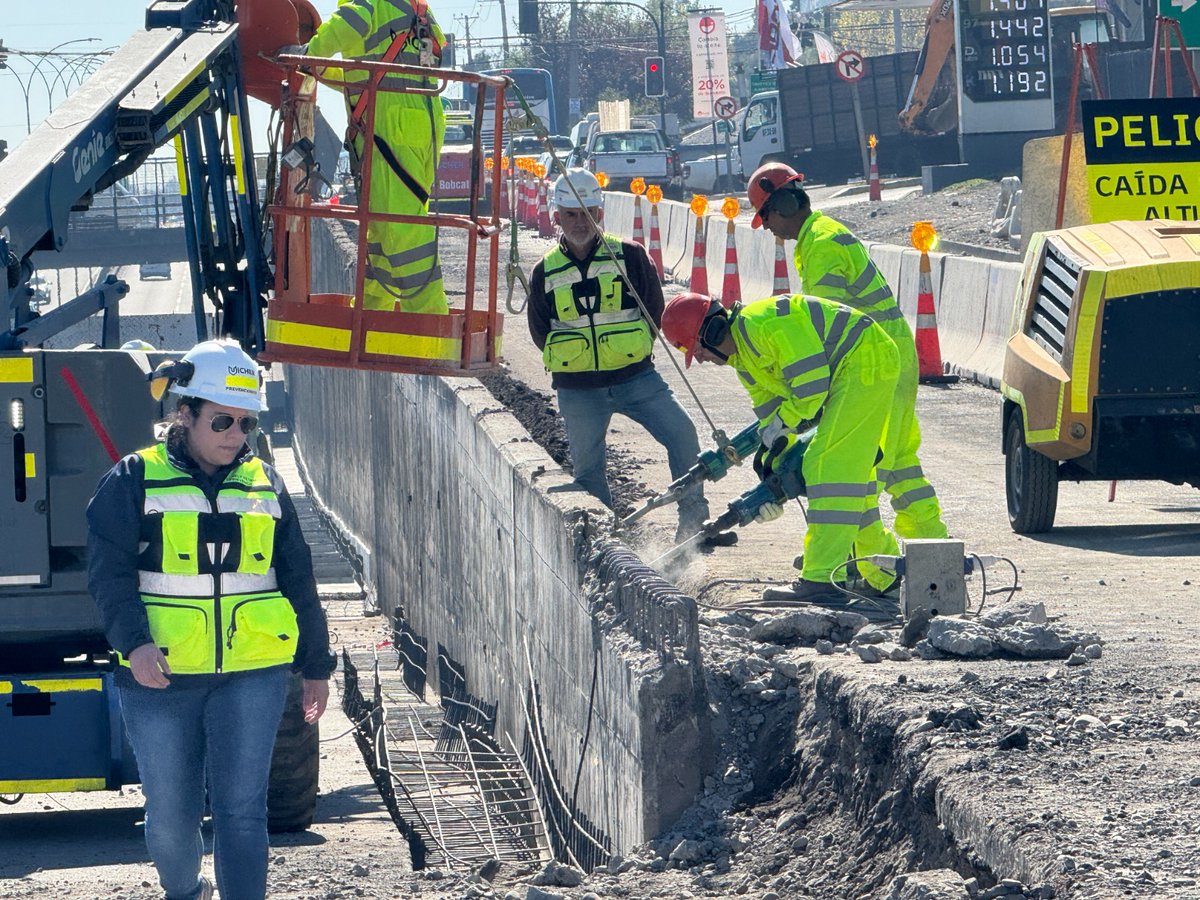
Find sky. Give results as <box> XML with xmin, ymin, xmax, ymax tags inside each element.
<box><xmin>1</xmin><ymin>0</ymin><xmax>762</xmax><ymax>153</ymax></box>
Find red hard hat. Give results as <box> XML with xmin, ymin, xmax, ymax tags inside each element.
<box><xmin>747</xmin><ymin>162</ymin><xmax>805</xmax><ymax>229</ymax></box>
<box><xmin>662</xmin><ymin>292</ymin><xmax>718</xmax><ymax>368</ymax></box>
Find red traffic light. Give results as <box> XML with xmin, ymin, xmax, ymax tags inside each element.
<box><xmin>649</xmin><ymin>62</ymin><xmax>659</xmax><ymax>72</ymax></box>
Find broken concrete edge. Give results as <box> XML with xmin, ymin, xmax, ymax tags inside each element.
<box><xmin>802</xmin><ymin>664</ymin><xmax>1063</xmax><ymax>897</ymax></box>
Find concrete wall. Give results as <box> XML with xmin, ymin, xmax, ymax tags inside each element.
<box><xmin>604</xmin><ymin>193</ymin><xmax>1022</xmax><ymax>386</ymax></box>
<box><xmin>287</xmin><ymin>220</ymin><xmax>710</xmax><ymax>858</ymax></box>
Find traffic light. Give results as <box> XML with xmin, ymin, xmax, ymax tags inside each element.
<box><xmin>442</xmin><ymin>33</ymin><xmax>456</xmax><ymax>68</ymax></box>
<box><xmin>644</xmin><ymin>56</ymin><xmax>664</xmax><ymax>97</ymax></box>
<box><xmin>0</xmin><ymin>41</ymin><xmax>8</xmax><ymax>70</ymax></box>
<box><xmin>518</xmin><ymin>0</ymin><xmax>539</xmax><ymax>35</ymax></box>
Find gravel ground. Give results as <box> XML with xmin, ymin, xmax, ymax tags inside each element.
<box><xmin>827</xmin><ymin>180</ymin><xmax>1017</xmax><ymax>253</ymax></box>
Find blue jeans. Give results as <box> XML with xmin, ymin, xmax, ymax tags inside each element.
<box><xmin>118</xmin><ymin>667</ymin><xmax>290</xmax><ymax>900</ymax></box>
<box><xmin>556</xmin><ymin>368</ymin><xmax>709</xmax><ymax>527</ymax></box>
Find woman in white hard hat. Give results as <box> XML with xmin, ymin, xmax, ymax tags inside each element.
<box><xmin>86</xmin><ymin>339</ymin><xmax>335</xmax><ymax>900</ymax></box>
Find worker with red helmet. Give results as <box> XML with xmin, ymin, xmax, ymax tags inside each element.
<box><xmin>747</xmin><ymin>162</ymin><xmax>948</xmax><ymax>544</ymax></box>
<box><xmin>661</xmin><ymin>291</ymin><xmax>902</xmax><ymax>602</ymax></box>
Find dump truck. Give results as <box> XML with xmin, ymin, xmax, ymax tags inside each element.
<box><xmin>1001</xmin><ymin>220</ymin><xmax>1200</xmax><ymax>533</ymax></box>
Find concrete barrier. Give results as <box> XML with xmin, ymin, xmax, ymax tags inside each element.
<box><xmin>601</xmin><ymin>193</ymin><xmax>1022</xmax><ymax>387</ymax></box>
<box><xmin>288</xmin><ymin>219</ymin><xmax>711</xmax><ymax>859</ymax></box>
<box><xmin>937</xmin><ymin>255</ymin><xmax>992</xmax><ymax>371</ymax></box>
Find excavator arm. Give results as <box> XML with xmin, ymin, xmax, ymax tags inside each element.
<box><xmin>899</xmin><ymin>0</ymin><xmax>960</xmax><ymax>136</ymax></box>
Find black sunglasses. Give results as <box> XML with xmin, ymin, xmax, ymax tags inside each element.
<box><xmin>207</xmin><ymin>413</ymin><xmax>259</xmax><ymax>434</ymax></box>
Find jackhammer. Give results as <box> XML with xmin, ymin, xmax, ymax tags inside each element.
<box><xmin>620</xmin><ymin>422</ymin><xmax>764</xmax><ymax>528</ymax></box>
<box><xmin>648</xmin><ymin>429</ymin><xmax>814</xmax><ymax>567</ymax></box>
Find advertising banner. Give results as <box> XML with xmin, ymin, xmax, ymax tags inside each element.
<box><xmin>688</xmin><ymin>12</ymin><xmax>731</xmax><ymax>120</ymax></box>
<box><xmin>1083</xmin><ymin>98</ymin><xmax>1200</xmax><ymax>222</ymax></box>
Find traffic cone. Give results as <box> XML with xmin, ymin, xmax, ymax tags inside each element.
<box><xmin>720</xmin><ymin>218</ymin><xmax>740</xmax><ymax>308</ymax></box>
<box><xmin>772</xmin><ymin>237</ymin><xmax>790</xmax><ymax>294</ymax></box>
<box><xmin>537</xmin><ymin>177</ymin><xmax>553</xmax><ymax>237</ymax></box>
<box><xmin>523</xmin><ymin>173</ymin><xmax>535</xmax><ymax>227</ymax></box>
<box><xmin>868</xmin><ymin>142</ymin><xmax>882</xmax><ymax>202</ymax></box>
<box><xmin>915</xmin><ymin>250</ymin><xmax>959</xmax><ymax>385</ymax></box>
<box><xmin>689</xmin><ymin>213</ymin><xmax>708</xmax><ymax>294</ymax></box>
<box><xmin>632</xmin><ymin>195</ymin><xmax>646</xmax><ymax>248</ymax></box>
<box><xmin>648</xmin><ymin>202</ymin><xmax>664</xmax><ymax>280</ymax></box>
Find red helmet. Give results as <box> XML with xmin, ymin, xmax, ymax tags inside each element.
<box><xmin>662</xmin><ymin>292</ymin><xmax>719</xmax><ymax>367</ymax></box>
<box><xmin>747</xmin><ymin>162</ymin><xmax>805</xmax><ymax>229</ymax></box>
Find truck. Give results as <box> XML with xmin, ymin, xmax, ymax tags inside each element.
<box><xmin>1001</xmin><ymin>220</ymin><xmax>1200</xmax><ymax>533</ymax></box>
<box><xmin>582</xmin><ymin>129</ymin><xmax>682</xmax><ymax>196</ymax></box>
<box><xmin>684</xmin><ymin>52</ymin><xmax>959</xmax><ymax>191</ymax></box>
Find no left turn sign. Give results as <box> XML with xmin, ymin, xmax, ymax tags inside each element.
<box><xmin>714</xmin><ymin>96</ymin><xmax>738</xmax><ymax>119</ymax></box>
<box><xmin>835</xmin><ymin>50</ymin><xmax>865</xmax><ymax>83</ymax></box>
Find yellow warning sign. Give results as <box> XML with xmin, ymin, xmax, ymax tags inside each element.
<box><xmin>1084</xmin><ymin>99</ymin><xmax>1200</xmax><ymax>222</ymax></box>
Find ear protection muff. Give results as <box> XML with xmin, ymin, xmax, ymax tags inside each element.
<box><xmin>699</xmin><ymin>304</ymin><xmax>732</xmax><ymax>356</ymax></box>
<box><xmin>147</xmin><ymin>359</ymin><xmax>194</xmax><ymax>401</ymax></box>
<box><xmin>757</xmin><ymin>177</ymin><xmax>802</xmax><ymax>220</ymax></box>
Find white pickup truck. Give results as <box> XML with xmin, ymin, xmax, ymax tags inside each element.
<box><xmin>583</xmin><ymin>129</ymin><xmax>682</xmax><ymax>197</ymax></box>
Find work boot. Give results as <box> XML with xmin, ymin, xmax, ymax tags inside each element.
<box><xmin>762</xmin><ymin>578</ymin><xmax>847</xmax><ymax>605</ymax></box>
<box><xmin>177</xmin><ymin>876</ymin><xmax>213</xmax><ymax>900</ymax></box>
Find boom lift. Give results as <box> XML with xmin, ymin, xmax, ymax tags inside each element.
<box><xmin>0</xmin><ymin>0</ymin><xmax>505</xmax><ymax>827</ymax></box>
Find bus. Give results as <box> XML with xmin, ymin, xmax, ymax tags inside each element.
<box><xmin>465</xmin><ymin>67</ymin><xmax>557</xmax><ymax>151</ymax></box>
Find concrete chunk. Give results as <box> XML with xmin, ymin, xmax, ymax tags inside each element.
<box><xmin>925</xmin><ymin>617</ymin><xmax>997</xmax><ymax>658</ymax></box>
<box><xmin>748</xmin><ymin>608</ymin><xmax>868</xmax><ymax>645</ymax></box>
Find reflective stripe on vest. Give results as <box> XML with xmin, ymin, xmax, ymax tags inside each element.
<box><xmin>541</xmin><ymin>238</ymin><xmax>653</xmax><ymax>373</ymax></box>
<box><xmin>130</xmin><ymin>444</ymin><xmax>298</xmax><ymax>675</ymax></box>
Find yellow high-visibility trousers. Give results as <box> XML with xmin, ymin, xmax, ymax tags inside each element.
<box><xmin>875</xmin><ymin>318</ymin><xmax>948</xmax><ymax>539</ymax></box>
<box><xmin>361</xmin><ymin>96</ymin><xmax>448</xmax><ymax>315</ymax></box>
<box><xmin>800</xmin><ymin>326</ymin><xmax>901</xmax><ymax>590</ymax></box>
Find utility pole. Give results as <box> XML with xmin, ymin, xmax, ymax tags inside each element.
<box><xmin>457</xmin><ymin>14</ymin><xmax>478</xmax><ymax>65</ymax></box>
<box><xmin>497</xmin><ymin>0</ymin><xmax>511</xmax><ymax>57</ymax></box>
<box><xmin>567</xmin><ymin>0</ymin><xmax>580</xmax><ymax>125</ymax></box>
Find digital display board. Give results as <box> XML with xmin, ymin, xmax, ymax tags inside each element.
<box><xmin>955</xmin><ymin>0</ymin><xmax>1055</xmax><ymax>133</ymax></box>
<box><xmin>959</xmin><ymin>0</ymin><xmax>1052</xmax><ymax>102</ymax></box>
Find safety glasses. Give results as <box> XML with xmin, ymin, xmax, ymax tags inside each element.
<box><xmin>207</xmin><ymin>413</ymin><xmax>259</xmax><ymax>434</ymax></box>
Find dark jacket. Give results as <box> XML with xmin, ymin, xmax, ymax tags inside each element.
<box><xmin>87</xmin><ymin>440</ymin><xmax>336</xmax><ymax>682</ymax></box>
<box><xmin>527</xmin><ymin>236</ymin><xmax>664</xmax><ymax>389</ymax></box>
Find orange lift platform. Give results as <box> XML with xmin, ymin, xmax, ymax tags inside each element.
<box><xmin>239</xmin><ymin>2</ymin><xmax>508</xmax><ymax>377</ymax></box>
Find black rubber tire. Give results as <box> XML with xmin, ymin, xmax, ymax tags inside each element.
<box><xmin>267</xmin><ymin>673</ymin><xmax>320</xmax><ymax>833</ymax></box>
<box><xmin>1005</xmin><ymin>412</ymin><xmax>1059</xmax><ymax>534</ymax></box>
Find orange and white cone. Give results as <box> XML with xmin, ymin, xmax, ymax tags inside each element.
<box><xmin>720</xmin><ymin>218</ymin><xmax>740</xmax><ymax>308</ymax></box>
<box><xmin>868</xmin><ymin>143</ymin><xmax>882</xmax><ymax>202</ymax></box>
<box><xmin>537</xmin><ymin>177</ymin><xmax>553</xmax><ymax>237</ymax></box>
<box><xmin>916</xmin><ymin>250</ymin><xmax>958</xmax><ymax>384</ymax></box>
<box><xmin>632</xmin><ymin>195</ymin><xmax>646</xmax><ymax>248</ymax></box>
<box><xmin>772</xmin><ymin>237</ymin><xmax>790</xmax><ymax>294</ymax></box>
<box><xmin>648</xmin><ymin>203</ymin><xmax>664</xmax><ymax>280</ymax></box>
<box><xmin>689</xmin><ymin>214</ymin><xmax>708</xmax><ymax>294</ymax></box>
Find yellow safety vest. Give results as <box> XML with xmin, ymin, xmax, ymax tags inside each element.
<box><xmin>542</xmin><ymin>237</ymin><xmax>653</xmax><ymax>373</ymax></box>
<box><xmin>123</xmin><ymin>444</ymin><xmax>299</xmax><ymax>675</ymax></box>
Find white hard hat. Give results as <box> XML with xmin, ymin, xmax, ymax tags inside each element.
<box><xmin>552</xmin><ymin>168</ymin><xmax>604</xmax><ymax>211</ymax></box>
<box><xmin>167</xmin><ymin>340</ymin><xmax>264</xmax><ymax>412</ymax></box>
<box><xmin>121</xmin><ymin>339</ymin><xmax>156</xmax><ymax>352</ymax></box>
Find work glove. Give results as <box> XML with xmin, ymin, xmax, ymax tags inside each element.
<box><xmin>753</xmin><ymin>435</ymin><xmax>790</xmax><ymax>479</ymax></box>
<box><xmin>753</xmin><ymin>501</ymin><xmax>785</xmax><ymax>525</ymax></box>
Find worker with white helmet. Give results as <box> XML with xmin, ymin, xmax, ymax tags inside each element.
<box><xmin>527</xmin><ymin>168</ymin><xmax>713</xmax><ymax>540</ymax></box>
<box><xmin>86</xmin><ymin>339</ymin><xmax>334</xmax><ymax>900</ymax></box>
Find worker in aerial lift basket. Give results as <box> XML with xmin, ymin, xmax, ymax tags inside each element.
<box><xmin>748</xmin><ymin>161</ymin><xmax>949</xmax><ymax>544</ymax></box>
<box><xmin>661</xmin><ymin>292</ymin><xmax>902</xmax><ymax>604</ymax></box>
<box><xmin>527</xmin><ymin>168</ymin><xmax>719</xmax><ymax>542</ymax></box>
<box><xmin>284</xmin><ymin>0</ymin><xmax>450</xmax><ymax>315</ymax></box>
<box><xmin>87</xmin><ymin>339</ymin><xmax>335</xmax><ymax>900</ymax></box>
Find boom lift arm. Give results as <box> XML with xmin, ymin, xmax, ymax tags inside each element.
<box><xmin>0</xmin><ymin>0</ymin><xmax>269</xmax><ymax>352</ymax></box>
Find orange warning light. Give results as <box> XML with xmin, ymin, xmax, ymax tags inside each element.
<box><xmin>911</xmin><ymin>221</ymin><xmax>939</xmax><ymax>253</ymax></box>
<box><xmin>646</xmin><ymin>184</ymin><xmax>663</xmax><ymax>204</ymax></box>
<box><xmin>721</xmin><ymin>196</ymin><xmax>740</xmax><ymax>219</ymax></box>
<box><xmin>690</xmin><ymin>194</ymin><xmax>708</xmax><ymax>217</ymax></box>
